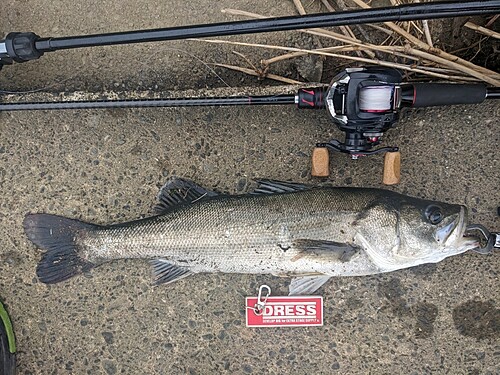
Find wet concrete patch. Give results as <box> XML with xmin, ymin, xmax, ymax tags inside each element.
<box><xmin>453</xmin><ymin>300</ymin><xmax>499</xmax><ymax>340</ymax></box>
<box><xmin>378</xmin><ymin>278</ymin><xmax>439</xmax><ymax>339</ymax></box>
<box><xmin>412</xmin><ymin>302</ymin><xmax>438</xmax><ymax>339</ymax></box>
<box><xmin>378</xmin><ymin>277</ymin><xmax>410</xmax><ymax>317</ymax></box>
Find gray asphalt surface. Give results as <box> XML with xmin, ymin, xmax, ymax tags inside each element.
<box><xmin>1</xmin><ymin>1</ymin><xmax>499</xmax><ymax>374</ymax></box>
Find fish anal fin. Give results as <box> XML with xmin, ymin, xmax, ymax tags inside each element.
<box><xmin>150</xmin><ymin>259</ymin><xmax>193</xmax><ymax>285</ymax></box>
<box><xmin>154</xmin><ymin>177</ymin><xmax>218</xmax><ymax>214</ymax></box>
<box><xmin>291</xmin><ymin>239</ymin><xmax>359</xmax><ymax>262</ymax></box>
<box><xmin>289</xmin><ymin>275</ymin><xmax>331</xmax><ymax>295</ymax></box>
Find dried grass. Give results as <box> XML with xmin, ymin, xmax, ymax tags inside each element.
<box><xmin>199</xmin><ymin>0</ymin><xmax>499</xmax><ymax>86</ymax></box>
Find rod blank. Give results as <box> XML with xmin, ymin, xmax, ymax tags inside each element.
<box><xmin>0</xmin><ymin>95</ymin><xmax>297</xmax><ymax>111</ymax></box>
<box><xmin>34</xmin><ymin>1</ymin><xmax>500</xmax><ymax>52</ymax></box>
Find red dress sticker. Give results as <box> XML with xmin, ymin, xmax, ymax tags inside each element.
<box><xmin>246</xmin><ymin>296</ymin><xmax>323</xmax><ymax>327</ymax></box>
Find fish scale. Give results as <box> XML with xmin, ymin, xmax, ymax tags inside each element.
<box><xmin>84</xmin><ymin>190</ymin><xmax>369</xmax><ymax>266</ymax></box>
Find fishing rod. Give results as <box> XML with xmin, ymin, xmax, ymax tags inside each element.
<box><xmin>0</xmin><ymin>0</ymin><xmax>499</xmax><ymax>66</ymax></box>
<box><xmin>0</xmin><ymin>1</ymin><xmax>499</xmax><ymax>162</ymax></box>
<box><xmin>2</xmin><ymin>67</ymin><xmax>498</xmax><ymax>158</ymax></box>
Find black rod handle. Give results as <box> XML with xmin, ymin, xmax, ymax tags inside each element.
<box><xmin>486</xmin><ymin>87</ymin><xmax>500</xmax><ymax>99</ymax></box>
<box><xmin>401</xmin><ymin>83</ymin><xmax>487</xmax><ymax>108</ymax></box>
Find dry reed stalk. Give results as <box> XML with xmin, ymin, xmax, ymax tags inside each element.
<box><xmin>349</xmin><ymin>0</ymin><xmax>499</xmax><ymax>84</ymax></box>
<box><xmin>263</xmin><ymin>45</ymin><xmax>364</xmax><ymax>65</ymax></box>
<box><xmin>295</xmin><ymin>0</ymin><xmax>367</xmax><ymax>58</ymax></box>
<box><xmin>195</xmin><ymin>38</ymin><xmax>480</xmax><ymax>81</ymax></box>
<box><xmin>485</xmin><ymin>15</ymin><xmax>499</xmax><ymax>28</ymax></box>
<box><xmin>222</xmin><ymin>8</ymin><xmax>376</xmax><ymax>59</ymax></box>
<box><xmin>320</xmin><ymin>0</ymin><xmax>358</xmax><ymax>41</ymax></box>
<box><xmin>413</xmin><ymin>0</ymin><xmax>433</xmax><ymax>47</ymax></box>
<box><xmin>464</xmin><ymin>22</ymin><xmax>500</xmax><ymax>40</ymax></box>
<box><xmin>224</xmin><ymin>8</ymin><xmax>499</xmax><ymax>84</ymax></box>
<box><xmin>212</xmin><ymin>63</ymin><xmax>304</xmax><ymax>84</ymax></box>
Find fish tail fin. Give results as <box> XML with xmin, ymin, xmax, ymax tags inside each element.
<box><xmin>23</xmin><ymin>213</ymin><xmax>99</xmax><ymax>284</ymax></box>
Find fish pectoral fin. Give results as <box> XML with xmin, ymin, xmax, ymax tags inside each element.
<box><xmin>289</xmin><ymin>275</ymin><xmax>331</xmax><ymax>295</ymax></box>
<box><xmin>150</xmin><ymin>259</ymin><xmax>194</xmax><ymax>285</ymax></box>
<box><xmin>250</xmin><ymin>179</ymin><xmax>312</xmax><ymax>195</ymax></box>
<box><xmin>291</xmin><ymin>239</ymin><xmax>359</xmax><ymax>262</ymax></box>
<box><xmin>154</xmin><ymin>177</ymin><xmax>219</xmax><ymax>213</ymax></box>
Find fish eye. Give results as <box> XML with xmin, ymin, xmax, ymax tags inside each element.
<box><xmin>425</xmin><ymin>205</ymin><xmax>444</xmax><ymax>225</ymax></box>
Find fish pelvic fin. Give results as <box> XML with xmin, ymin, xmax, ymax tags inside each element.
<box><xmin>23</xmin><ymin>214</ymin><xmax>99</xmax><ymax>284</ymax></box>
<box><xmin>289</xmin><ymin>275</ymin><xmax>331</xmax><ymax>295</ymax></box>
<box><xmin>150</xmin><ymin>259</ymin><xmax>194</xmax><ymax>285</ymax></box>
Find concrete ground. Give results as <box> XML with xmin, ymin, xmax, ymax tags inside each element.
<box><xmin>1</xmin><ymin>1</ymin><xmax>499</xmax><ymax>374</ymax></box>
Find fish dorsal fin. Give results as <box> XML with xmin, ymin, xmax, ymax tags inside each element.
<box><xmin>154</xmin><ymin>177</ymin><xmax>218</xmax><ymax>213</ymax></box>
<box><xmin>251</xmin><ymin>179</ymin><xmax>312</xmax><ymax>195</ymax></box>
<box><xmin>289</xmin><ymin>275</ymin><xmax>331</xmax><ymax>295</ymax></box>
<box><xmin>150</xmin><ymin>259</ymin><xmax>194</xmax><ymax>285</ymax></box>
<box><xmin>291</xmin><ymin>239</ymin><xmax>359</xmax><ymax>262</ymax></box>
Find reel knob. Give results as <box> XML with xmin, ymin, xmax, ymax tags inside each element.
<box><xmin>383</xmin><ymin>151</ymin><xmax>401</xmax><ymax>185</ymax></box>
<box><xmin>311</xmin><ymin>147</ymin><xmax>330</xmax><ymax>177</ymax></box>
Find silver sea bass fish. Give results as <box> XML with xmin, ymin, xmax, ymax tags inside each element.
<box><xmin>24</xmin><ymin>178</ymin><xmax>479</xmax><ymax>295</ymax></box>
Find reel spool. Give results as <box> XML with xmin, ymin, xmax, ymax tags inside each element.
<box><xmin>358</xmin><ymin>86</ymin><xmax>397</xmax><ymax>112</ymax></box>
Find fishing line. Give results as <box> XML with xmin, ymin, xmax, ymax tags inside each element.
<box><xmin>358</xmin><ymin>86</ymin><xmax>394</xmax><ymax>112</ymax></box>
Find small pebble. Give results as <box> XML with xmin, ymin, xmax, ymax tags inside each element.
<box><xmin>236</xmin><ymin>178</ymin><xmax>247</xmax><ymax>192</ymax></box>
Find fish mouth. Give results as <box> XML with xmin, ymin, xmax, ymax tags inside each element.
<box><xmin>439</xmin><ymin>206</ymin><xmax>479</xmax><ymax>251</ymax></box>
